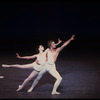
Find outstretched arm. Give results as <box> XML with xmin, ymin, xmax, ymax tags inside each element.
<box><xmin>57</xmin><ymin>35</ymin><xmax>75</xmax><ymax>52</ymax></box>
<box><xmin>55</xmin><ymin>38</ymin><xmax>62</xmax><ymax>46</ymax></box>
<box><xmin>16</xmin><ymin>53</ymin><xmax>37</xmax><ymax>59</ymax></box>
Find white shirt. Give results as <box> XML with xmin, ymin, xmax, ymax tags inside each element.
<box><xmin>47</xmin><ymin>50</ymin><xmax>54</xmax><ymax>64</ymax></box>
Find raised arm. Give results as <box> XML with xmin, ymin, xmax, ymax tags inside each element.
<box><xmin>55</xmin><ymin>38</ymin><xmax>62</xmax><ymax>46</ymax></box>
<box><xmin>57</xmin><ymin>35</ymin><xmax>75</xmax><ymax>52</ymax></box>
<box><xmin>16</xmin><ymin>53</ymin><xmax>37</xmax><ymax>59</ymax></box>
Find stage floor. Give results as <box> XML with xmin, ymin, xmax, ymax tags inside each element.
<box><xmin>0</xmin><ymin>53</ymin><xmax>100</xmax><ymax>99</ymax></box>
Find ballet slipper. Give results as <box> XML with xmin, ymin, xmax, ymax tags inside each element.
<box><xmin>27</xmin><ymin>88</ymin><xmax>33</xmax><ymax>93</ymax></box>
<box><xmin>51</xmin><ymin>91</ymin><xmax>60</xmax><ymax>95</ymax></box>
<box><xmin>2</xmin><ymin>64</ymin><xmax>9</xmax><ymax>67</ymax></box>
<box><xmin>16</xmin><ymin>85</ymin><xmax>23</xmax><ymax>91</ymax></box>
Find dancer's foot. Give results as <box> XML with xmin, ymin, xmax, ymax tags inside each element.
<box><xmin>2</xmin><ymin>64</ymin><xmax>9</xmax><ymax>68</ymax></box>
<box><xmin>0</xmin><ymin>76</ymin><xmax>4</xmax><ymax>78</ymax></box>
<box><xmin>16</xmin><ymin>85</ymin><xmax>23</xmax><ymax>91</ymax></box>
<box><xmin>27</xmin><ymin>87</ymin><xmax>33</xmax><ymax>92</ymax></box>
<box><xmin>51</xmin><ymin>91</ymin><xmax>60</xmax><ymax>95</ymax></box>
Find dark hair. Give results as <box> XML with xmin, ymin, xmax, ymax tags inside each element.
<box><xmin>35</xmin><ymin>45</ymin><xmax>42</xmax><ymax>53</ymax></box>
<box><xmin>47</xmin><ymin>40</ymin><xmax>54</xmax><ymax>48</ymax></box>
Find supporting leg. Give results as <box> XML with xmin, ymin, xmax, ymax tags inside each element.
<box><xmin>17</xmin><ymin>70</ymin><xmax>39</xmax><ymax>91</ymax></box>
<box><xmin>49</xmin><ymin>69</ymin><xmax>62</xmax><ymax>95</ymax></box>
<box><xmin>27</xmin><ymin>69</ymin><xmax>46</xmax><ymax>92</ymax></box>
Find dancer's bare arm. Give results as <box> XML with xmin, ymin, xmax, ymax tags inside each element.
<box><xmin>44</xmin><ymin>48</ymin><xmax>49</xmax><ymax>53</ymax></box>
<box><xmin>55</xmin><ymin>38</ymin><xmax>62</xmax><ymax>46</ymax></box>
<box><xmin>57</xmin><ymin>35</ymin><xmax>75</xmax><ymax>52</ymax></box>
<box><xmin>16</xmin><ymin>53</ymin><xmax>37</xmax><ymax>59</ymax></box>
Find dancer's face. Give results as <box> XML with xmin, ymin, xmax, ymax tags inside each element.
<box><xmin>51</xmin><ymin>42</ymin><xmax>56</xmax><ymax>48</ymax></box>
<box><xmin>39</xmin><ymin>45</ymin><xmax>44</xmax><ymax>51</ymax></box>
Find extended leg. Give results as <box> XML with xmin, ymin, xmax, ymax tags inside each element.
<box><xmin>27</xmin><ymin>68</ymin><xmax>46</xmax><ymax>92</ymax></box>
<box><xmin>2</xmin><ymin>63</ymin><xmax>34</xmax><ymax>69</ymax></box>
<box><xmin>17</xmin><ymin>70</ymin><xmax>39</xmax><ymax>91</ymax></box>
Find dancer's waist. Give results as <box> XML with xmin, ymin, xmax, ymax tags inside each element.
<box><xmin>35</xmin><ymin>60</ymin><xmax>40</xmax><ymax>65</ymax></box>
<box><xmin>35</xmin><ymin>60</ymin><xmax>54</xmax><ymax>66</ymax></box>
<box><xmin>35</xmin><ymin>60</ymin><xmax>46</xmax><ymax>66</ymax></box>
<box><xmin>46</xmin><ymin>62</ymin><xmax>55</xmax><ymax>65</ymax></box>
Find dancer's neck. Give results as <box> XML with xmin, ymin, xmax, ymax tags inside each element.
<box><xmin>50</xmin><ymin>47</ymin><xmax>56</xmax><ymax>51</ymax></box>
<box><xmin>39</xmin><ymin>50</ymin><xmax>43</xmax><ymax>53</ymax></box>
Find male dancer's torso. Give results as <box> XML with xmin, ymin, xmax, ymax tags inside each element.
<box><xmin>47</xmin><ymin>49</ymin><xmax>60</xmax><ymax>64</ymax></box>
<box><xmin>43</xmin><ymin>48</ymin><xmax>60</xmax><ymax>71</ymax></box>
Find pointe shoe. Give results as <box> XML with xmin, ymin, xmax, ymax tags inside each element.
<box><xmin>16</xmin><ymin>85</ymin><xmax>23</xmax><ymax>91</ymax></box>
<box><xmin>2</xmin><ymin>64</ymin><xmax>8</xmax><ymax>67</ymax></box>
<box><xmin>27</xmin><ymin>88</ymin><xmax>33</xmax><ymax>93</ymax></box>
<box><xmin>0</xmin><ymin>76</ymin><xmax>4</xmax><ymax>78</ymax></box>
<box><xmin>51</xmin><ymin>91</ymin><xmax>60</xmax><ymax>95</ymax></box>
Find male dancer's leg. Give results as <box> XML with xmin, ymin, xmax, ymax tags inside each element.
<box><xmin>17</xmin><ymin>70</ymin><xmax>39</xmax><ymax>91</ymax></box>
<box><xmin>2</xmin><ymin>63</ymin><xmax>34</xmax><ymax>69</ymax></box>
<box><xmin>27</xmin><ymin>68</ymin><xmax>47</xmax><ymax>92</ymax></box>
<box><xmin>28</xmin><ymin>65</ymin><xmax>62</xmax><ymax>94</ymax></box>
<box><xmin>48</xmin><ymin>68</ymin><xmax>62</xmax><ymax>95</ymax></box>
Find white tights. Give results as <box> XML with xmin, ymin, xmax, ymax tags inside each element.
<box><xmin>28</xmin><ymin>67</ymin><xmax>62</xmax><ymax>93</ymax></box>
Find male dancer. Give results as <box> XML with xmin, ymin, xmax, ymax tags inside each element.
<box><xmin>28</xmin><ymin>35</ymin><xmax>75</xmax><ymax>95</ymax></box>
<box><xmin>2</xmin><ymin>39</ymin><xmax>62</xmax><ymax>91</ymax></box>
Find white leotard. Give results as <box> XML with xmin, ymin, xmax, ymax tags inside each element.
<box><xmin>37</xmin><ymin>53</ymin><xmax>46</xmax><ymax>66</ymax></box>
<box><xmin>32</xmin><ymin>52</ymin><xmax>47</xmax><ymax>71</ymax></box>
<box><xmin>47</xmin><ymin>50</ymin><xmax>54</xmax><ymax>64</ymax></box>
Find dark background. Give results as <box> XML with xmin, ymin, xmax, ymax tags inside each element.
<box><xmin>0</xmin><ymin>1</ymin><xmax>100</xmax><ymax>99</ymax></box>
<box><xmin>0</xmin><ymin>1</ymin><xmax>100</xmax><ymax>56</ymax></box>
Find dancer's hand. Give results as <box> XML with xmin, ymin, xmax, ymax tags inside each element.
<box><xmin>55</xmin><ymin>38</ymin><xmax>62</xmax><ymax>46</ymax></box>
<box><xmin>16</xmin><ymin>53</ymin><xmax>20</xmax><ymax>58</ymax></box>
<box><xmin>70</xmin><ymin>35</ymin><xmax>75</xmax><ymax>40</ymax></box>
<box><xmin>58</xmin><ymin>38</ymin><xmax>62</xmax><ymax>44</ymax></box>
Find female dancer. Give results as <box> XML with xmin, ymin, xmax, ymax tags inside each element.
<box><xmin>2</xmin><ymin>45</ymin><xmax>49</xmax><ymax>91</ymax></box>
